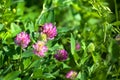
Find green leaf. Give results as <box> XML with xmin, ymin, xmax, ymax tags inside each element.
<box><xmin>43</xmin><ymin>73</ymin><xmax>55</xmax><ymax>79</ymax></box>
<box><xmin>10</xmin><ymin>23</ymin><xmax>21</xmax><ymax>37</ymax></box>
<box><xmin>46</xmin><ymin>10</ymin><xmax>54</xmax><ymax>23</ymax></box>
<box><xmin>3</xmin><ymin>71</ymin><xmax>20</xmax><ymax>80</ymax></box>
<box><xmin>48</xmin><ymin>43</ymin><xmax>63</xmax><ymax>52</ymax></box>
<box><xmin>0</xmin><ymin>24</ymin><xmax>3</xmax><ymax>30</ymax></box>
<box><xmin>25</xmin><ymin>21</ymin><xmax>34</xmax><ymax>32</ymax></box>
<box><xmin>33</xmin><ymin>68</ymin><xmax>43</xmax><ymax>78</ymax></box>
<box><xmin>29</xmin><ymin>60</ymin><xmax>40</xmax><ymax>68</ymax></box>
<box><xmin>13</xmin><ymin>54</ymin><xmax>20</xmax><ymax>60</ymax></box>
<box><xmin>1</xmin><ymin>31</ymin><xmax>11</xmax><ymax>41</ymax></box>
<box><xmin>0</xmin><ymin>51</ymin><xmax>4</xmax><ymax>67</ymax></box>
<box><xmin>23</xmin><ymin>58</ymin><xmax>31</xmax><ymax>69</ymax></box>
<box><xmin>62</xmin><ymin>63</ymin><xmax>71</xmax><ymax>69</ymax></box>
<box><xmin>71</xmin><ymin>33</ymin><xmax>75</xmax><ymax>55</ymax></box>
<box><xmin>52</xmin><ymin>70</ymin><xmax>60</xmax><ymax>76</ymax></box>
<box><xmin>80</xmin><ymin>56</ymin><xmax>89</xmax><ymax>65</ymax></box>
<box><xmin>16</xmin><ymin>2</ymin><xmax>25</xmax><ymax>15</ymax></box>
<box><xmin>22</xmin><ymin>49</ymin><xmax>34</xmax><ymax>58</ymax></box>
<box><xmin>112</xmin><ymin>21</ymin><xmax>120</xmax><ymax>26</ymax></box>
<box><xmin>14</xmin><ymin>78</ymin><xmax>21</xmax><ymax>80</ymax></box>
<box><xmin>58</xmin><ymin>27</ymin><xmax>73</xmax><ymax>33</ymax></box>
<box><xmin>70</xmin><ymin>34</ymin><xmax>79</xmax><ymax>65</ymax></box>
<box><xmin>87</xmin><ymin>42</ymin><xmax>95</xmax><ymax>52</ymax></box>
<box><xmin>3</xmin><ymin>65</ymin><xmax>13</xmax><ymax>75</ymax></box>
<box><xmin>80</xmin><ymin>71</ymin><xmax>87</xmax><ymax>80</ymax></box>
<box><xmin>91</xmin><ymin>65</ymin><xmax>107</xmax><ymax>80</ymax></box>
<box><xmin>88</xmin><ymin>18</ymin><xmax>99</xmax><ymax>25</ymax></box>
<box><xmin>76</xmin><ymin>71</ymin><xmax>81</xmax><ymax>80</ymax></box>
<box><xmin>91</xmin><ymin>52</ymin><xmax>101</xmax><ymax>64</ymax></box>
<box><xmin>36</xmin><ymin>11</ymin><xmax>47</xmax><ymax>25</ymax></box>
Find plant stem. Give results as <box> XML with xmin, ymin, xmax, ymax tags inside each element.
<box><xmin>114</xmin><ymin>0</ymin><xmax>120</xmax><ymax>33</ymax></box>
<box><xmin>19</xmin><ymin>47</ymin><xmax>22</xmax><ymax>72</ymax></box>
<box><xmin>114</xmin><ymin>0</ymin><xmax>118</xmax><ymax>21</ymax></box>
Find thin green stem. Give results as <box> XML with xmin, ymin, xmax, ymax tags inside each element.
<box><xmin>20</xmin><ymin>47</ymin><xmax>22</xmax><ymax>61</ymax></box>
<box><xmin>114</xmin><ymin>0</ymin><xmax>118</xmax><ymax>21</ymax></box>
<box><xmin>114</xmin><ymin>0</ymin><xmax>120</xmax><ymax>32</ymax></box>
<box><xmin>19</xmin><ymin>47</ymin><xmax>22</xmax><ymax>72</ymax></box>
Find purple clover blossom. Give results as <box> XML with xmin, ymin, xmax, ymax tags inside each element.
<box><xmin>15</xmin><ymin>32</ymin><xmax>30</xmax><ymax>48</ymax></box>
<box><xmin>54</xmin><ymin>49</ymin><xmax>68</xmax><ymax>61</ymax></box>
<box><xmin>76</xmin><ymin>42</ymin><xmax>80</xmax><ymax>50</ymax></box>
<box><xmin>41</xmin><ymin>23</ymin><xmax>57</xmax><ymax>40</ymax></box>
<box><xmin>66</xmin><ymin>70</ymin><xmax>77</xmax><ymax>79</ymax></box>
<box><xmin>32</xmin><ymin>41</ymin><xmax>48</xmax><ymax>57</ymax></box>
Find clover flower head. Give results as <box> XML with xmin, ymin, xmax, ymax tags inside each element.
<box><xmin>54</xmin><ymin>49</ymin><xmax>68</xmax><ymax>61</ymax></box>
<box><xmin>15</xmin><ymin>32</ymin><xmax>30</xmax><ymax>48</ymax></box>
<box><xmin>32</xmin><ymin>41</ymin><xmax>48</xmax><ymax>57</ymax></box>
<box><xmin>66</xmin><ymin>70</ymin><xmax>77</xmax><ymax>79</ymax></box>
<box><xmin>41</xmin><ymin>23</ymin><xmax>57</xmax><ymax>40</ymax></box>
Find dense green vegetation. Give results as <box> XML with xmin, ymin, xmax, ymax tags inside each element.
<box><xmin>0</xmin><ymin>0</ymin><xmax>120</xmax><ymax>80</ymax></box>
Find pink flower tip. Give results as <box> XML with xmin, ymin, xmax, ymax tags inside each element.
<box><xmin>15</xmin><ymin>32</ymin><xmax>30</xmax><ymax>48</ymax></box>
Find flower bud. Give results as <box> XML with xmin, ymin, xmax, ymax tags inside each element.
<box><xmin>54</xmin><ymin>49</ymin><xmax>68</xmax><ymax>61</ymax></box>
<box><xmin>76</xmin><ymin>42</ymin><xmax>80</xmax><ymax>50</ymax></box>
